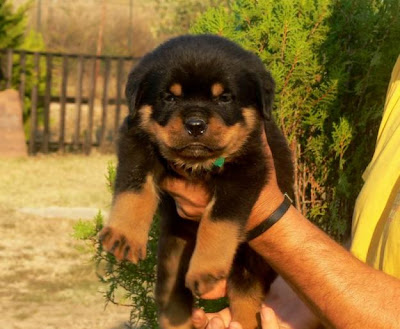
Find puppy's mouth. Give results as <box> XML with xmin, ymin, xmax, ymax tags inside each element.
<box><xmin>171</xmin><ymin>143</ymin><xmax>223</xmax><ymax>158</ymax></box>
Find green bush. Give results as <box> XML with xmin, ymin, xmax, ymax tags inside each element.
<box><xmin>191</xmin><ymin>0</ymin><xmax>400</xmax><ymax>240</ymax></box>
<box><xmin>74</xmin><ymin>162</ymin><xmax>159</xmax><ymax>328</ymax></box>
<box><xmin>0</xmin><ymin>0</ymin><xmax>27</xmax><ymax>49</ymax></box>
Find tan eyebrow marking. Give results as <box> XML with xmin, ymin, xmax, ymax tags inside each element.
<box><xmin>211</xmin><ymin>83</ymin><xmax>224</xmax><ymax>97</ymax></box>
<box><xmin>169</xmin><ymin>83</ymin><xmax>182</xmax><ymax>96</ymax></box>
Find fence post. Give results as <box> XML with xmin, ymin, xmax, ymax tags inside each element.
<box><xmin>74</xmin><ymin>55</ymin><xmax>84</xmax><ymax>150</ymax></box>
<box><xmin>85</xmin><ymin>57</ymin><xmax>97</xmax><ymax>155</ymax></box>
<box><xmin>19</xmin><ymin>52</ymin><xmax>26</xmax><ymax>105</ymax></box>
<box><xmin>114</xmin><ymin>57</ymin><xmax>124</xmax><ymax>136</ymax></box>
<box><xmin>99</xmin><ymin>57</ymin><xmax>111</xmax><ymax>149</ymax></box>
<box><xmin>29</xmin><ymin>52</ymin><xmax>40</xmax><ymax>155</ymax></box>
<box><xmin>42</xmin><ymin>54</ymin><xmax>52</xmax><ymax>154</ymax></box>
<box><xmin>6</xmin><ymin>49</ymin><xmax>13</xmax><ymax>89</ymax></box>
<box><xmin>59</xmin><ymin>55</ymin><xmax>68</xmax><ymax>153</ymax></box>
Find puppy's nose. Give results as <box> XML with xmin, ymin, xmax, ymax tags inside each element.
<box><xmin>184</xmin><ymin>118</ymin><xmax>207</xmax><ymax>137</ymax></box>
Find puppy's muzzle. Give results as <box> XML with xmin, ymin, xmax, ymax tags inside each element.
<box><xmin>184</xmin><ymin>118</ymin><xmax>207</xmax><ymax>137</ymax></box>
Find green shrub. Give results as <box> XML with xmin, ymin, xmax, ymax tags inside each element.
<box><xmin>0</xmin><ymin>0</ymin><xmax>27</xmax><ymax>49</ymax></box>
<box><xmin>74</xmin><ymin>162</ymin><xmax>159</xmax><ymax>328</ymax></box>
<box><xmin>191</xmin><ymin>0</ymin><xmax>400</xmax><ymax>240</ymax></box>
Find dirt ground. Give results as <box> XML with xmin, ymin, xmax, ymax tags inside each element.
<box><xmin>0</xmin><ymin>153</ymin><xmax>133</xmax><ymax>329</ymax></box>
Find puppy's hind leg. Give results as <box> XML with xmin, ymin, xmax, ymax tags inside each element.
<box><xmin>157</xmin><ymin>196</ymin><xmax>197</xmax><ymax>329</ymax></box>
<box><xmin>228</xmin><ymin>246</ymin><xmax>276</xmax><ymax>329</ymax></box>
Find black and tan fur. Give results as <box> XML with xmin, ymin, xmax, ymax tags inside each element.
<box><xmin>100</xmin><ymin>35</ymin><xmax>294</xmax><ymax>329</ymax></box>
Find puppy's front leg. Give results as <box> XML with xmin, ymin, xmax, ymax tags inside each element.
<box><xmin>101</xmin><ymin>174</ymin><xmax>158</xmax><ymax>263</ymax></box>
<box><xmin>185</xmin><ymin>173</ymin><xmax>264</xmax><ymax>296</ymax></box>
<box><xmin>185</xmin><ymin>200</ymin><xmax>242</xmax><ymax>296</ymax></box>
<box><xmin>100</xmin><ymin>119</ymin><xmax>159</xmax><ymax>263</ymax></box>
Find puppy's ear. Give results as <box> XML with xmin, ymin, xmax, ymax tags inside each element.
<box><xmin>125</xmin><ymin>70</ymin><xmax>145</xmax><ymax>118</ymax></box>
<box><xmin>257</xmin><ymin>72</ymin><xmax>275</xmax><ymax>121</ymax></box>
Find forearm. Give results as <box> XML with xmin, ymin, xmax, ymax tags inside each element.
<box><xmin>249</xmin><ymin>206</ymin><xmax>400</xmax><ymax>329</ymax></box>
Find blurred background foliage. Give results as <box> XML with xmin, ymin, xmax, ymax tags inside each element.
<box><xmin>9</xmin><ymin>0</ymin><xmax>229</xmax><ymax>56</ymax></box>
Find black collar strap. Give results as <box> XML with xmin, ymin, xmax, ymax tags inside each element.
<box><xmin>246</xmin><ymin>193</ymin><xmax>292</xmax><ymax>242</ymax></box>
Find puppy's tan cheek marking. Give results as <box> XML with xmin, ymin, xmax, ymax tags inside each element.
<box><xmin>211</xmin><ymin>83</ymin><xmax>224</xmax><ymax>97</ymax></box>
<box><xmin>242</xmin><ymin>107</ymin><xmax>258</xmax><ymax>131</ymax></box>
<box><xmin>138</xmin><ymin>105</ymin><xmax>155</xmax><ymax>134</ymax></box>
<box><xmin>169</xmin><ymin>83</ymin><xmax>182</xmax><ymax>96</ymax></box>
<box><xmin>151</xmin><ymin>117</ymin><xmax>184</xmax><ymax>147</ymax></box>
<box><xmin>139</xmin><ymin>105</ymin><xmax>184</xmax><ymax>147</ymax></box>
<box><xmin>209</xmin><ymin>108</ymin><xmax>259</xmax><ymax>157</ymax></box>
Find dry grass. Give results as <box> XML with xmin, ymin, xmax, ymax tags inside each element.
<box><xmin>0</xmin><ymin>153</ymin><xmax>133</xmax><ymax>329</ymax></box>
<box><xmin>0</xmin><ymin>153</ymin><xmax>114</xmax><ymax>208</ymax></box>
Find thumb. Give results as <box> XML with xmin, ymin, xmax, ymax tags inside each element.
<box><xmin>260</xmin><ymin>305</ymin><xmax>280</xmax><ymax>329</ymax></box>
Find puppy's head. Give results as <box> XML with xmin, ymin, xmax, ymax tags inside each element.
<box><xmin>126</xmin><ymin>35</ymin><xmax>275</xmax><ymax>170</ymax></box>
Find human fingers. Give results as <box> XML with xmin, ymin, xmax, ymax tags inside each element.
<box><xmin>192</xmin><ymin>309</ymin><xmax>225</xmax><ymax>329</ymax></box>
<box><xmin>260</xmin><ymin>128</ymin><xmax>274</xmax><ymax>159</ymax></box>
<box><xmin>260</xmin><ymin>305</ymin><xmax>280</xmax><ymax>329</ymax></box>
<box><xmin>192</xmin><ymin>308</ymin><xmax>209</xmax><ymax>329</ymax></box>
<box><xmin>209</xmin><ymin>316</ymin><xmax>226</xmax><ymax>329</ymax></box>
<box><xmin>192</xmin><ymin>308</ymin><xmax>232</xmax><ymax>329</ymax></box>
<box><xmin>260</xmin><ymin>129</ymin><xmax>279</xmax><ymax>186</ymax></box>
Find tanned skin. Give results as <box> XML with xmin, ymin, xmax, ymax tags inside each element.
<box><xmin>162</xmin><ymin>133</ymin><xmax>400</xmax><ymax>329</ymax></box>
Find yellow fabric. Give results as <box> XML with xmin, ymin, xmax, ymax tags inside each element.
<box><xmin>351</xmin><ymin>55</ymin><xmax>400</xmax><ymax>278</ymax></box>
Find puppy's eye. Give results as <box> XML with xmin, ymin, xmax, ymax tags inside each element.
<box><xmin>163</xmin><ymin>93</ymin><xmax>176</xmax><ymax>103</ymax></box>
<box><xmin>218</xmin><ymin>93</ymin><xmax>232</xmax><ymax>104</ymax></box>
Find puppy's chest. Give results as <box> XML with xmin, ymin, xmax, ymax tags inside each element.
<box><xmin>166</xmin><ymin>160</ymin><xmax>223</xmax><ymax>181</ymax></box>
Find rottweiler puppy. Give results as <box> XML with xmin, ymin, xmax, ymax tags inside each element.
<box><xmin>100</xmin><ymin>34</ymin><xmax>294</xmax><ymax>329</ymax></box>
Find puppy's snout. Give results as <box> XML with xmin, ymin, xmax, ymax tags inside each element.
<box><xmin>184</xmin><ymin>118</ymin><xmax>207</xmax><ymax>137</ymax></box>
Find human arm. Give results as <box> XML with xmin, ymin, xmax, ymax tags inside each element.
<box><xmin>248</xmin><ymin>202</ymin><xmax>400</xmax><ymax>329</ymax></box>
<box><xmin>239</xmin><ymin>133</ymin><xmax>400</xmax><ymax>328</ymax></box>
<box><xmin>161</xmin><ymin>133</ymin><xmax>400</xmax><ymax>329</ymax></box>
<box><xmin>161</xmin><ymin>167</ymin><xmax>319</xmax><ymax>329</ymax></box>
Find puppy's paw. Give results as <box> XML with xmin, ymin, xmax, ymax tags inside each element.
<box><xmin>99</xmin><ymin>226</ymin><xmax>147</xmax><ymax>263</ymax></box>
<box><xmin>185</xmin><ymin>266</ymin><xmax>228</xmax><ymax>297</ymax></box>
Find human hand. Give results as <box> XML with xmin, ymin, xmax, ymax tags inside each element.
<box><xmin>192</xmin><ymin>305</ymin><xmax>282</xmax><ymax>329</ymax></box>
<box><xmin>191</xmin><ymin>276</ymin><xmax>320</xmax><ymax>329</ymax></box>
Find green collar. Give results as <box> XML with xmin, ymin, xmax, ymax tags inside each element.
<box><xmin>213</xmin><ymin>157</ymin><xmax>225</xmax><ymax>168</ymax></box>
